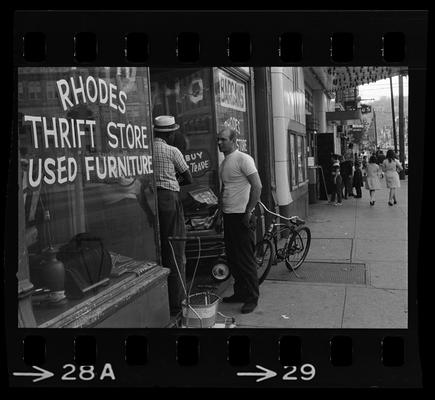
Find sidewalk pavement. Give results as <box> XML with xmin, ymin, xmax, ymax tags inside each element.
<box><xmin>218</xmin><ymin>176</ymin><xmax>408</xmax><ymax>329</ymax></box>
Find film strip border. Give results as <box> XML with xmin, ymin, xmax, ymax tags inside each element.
<box><xmin>14</xmin><ymin>11</ymin><xmax>427</xmax><ymax>66</ymax></box>
<box><xmin>12</xmin><ymin>330</ymin><xmax>420</xmax><ymax>387</ymax></box>
<box><xmin>9</xmin><ymin>10</ymin><xmax>427</xmax><ymax>388</ymax></box>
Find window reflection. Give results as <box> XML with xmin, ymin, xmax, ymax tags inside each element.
<box><xmin>18</xmin><ymin>67</ymin><xmax>158</xmax><ymax>321</ymax></box>
<box><xmin>150</xmin><ymin>68</ymin><xmax>218</xmax><ymax>210</ymax></box>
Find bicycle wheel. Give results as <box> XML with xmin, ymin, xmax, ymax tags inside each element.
<box><xmin>254</xmin><ymin>240</ymin><xmax>273</xmax><ymax>284</ymax></box>
<box><xmin>284</xmin><ymin>226</ymin><xmax>311</xmax><ymax>271</ymax></box>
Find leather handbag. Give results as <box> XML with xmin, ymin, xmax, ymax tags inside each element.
<box><xmin>57</xmin><ymin>233</ymin><xmax>113</xmax><ymax>299</ymax></box>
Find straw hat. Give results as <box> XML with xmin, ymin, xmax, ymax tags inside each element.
<box><xmin>153</xmin><ymin>115</ymin><xmax>180</xmax><ymax>132</ymax></box>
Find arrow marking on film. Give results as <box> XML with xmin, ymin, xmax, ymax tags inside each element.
<box><xmin>237</xmin><ymin>365</ymin><xmax>277</xmax><ymax>382</ymax></box>
<box><xmin>13</xmin><ymin>366</ymin><xmax>54</xmax><ymax>382</ymax></box>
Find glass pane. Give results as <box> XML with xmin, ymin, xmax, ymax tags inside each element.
<box><xmin>214</xmin><ymin>69</ymin><xmax>249</xmax><ymax>154</ymax></box>
<box><xmin>290</xmin><ymin>133</ymin><xmax>296</xmax><ymax>188</ymax></box>
<box><xmin>304</xmin><ymin>139</ymin><xmax>307</xmax><ymax>179</ymax></box>
<box><xmin>18</xmin><ymin>67</ymin><xmax>158</xmax><ymax>322</ymax></box>
<box><xmin>297</xmin><ymin>135</ymin><xmax>303</xmax><ymax>183</ymax></box>
<box><xmin>149</xmin><ymin>68</ymin><xmax>218</xmax><ymax>218</ymax></box>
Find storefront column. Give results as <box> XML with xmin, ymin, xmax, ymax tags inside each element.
<box><xmin>253</xmin><ymin>67</ymin><xmax>275</xmax><ymax>215</ymax></box>
<box><xmin>270</xmin><ymin>67</ymin><xmax>293</xmax><ymax>214</ymax></box>
<box><xmin>313</xmin><ymin>89</ymin><xmax>327</xmax><ymax>133</ymax></box>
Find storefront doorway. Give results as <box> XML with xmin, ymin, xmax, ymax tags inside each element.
<box><xmin>149</xmin><ymin>67</ymin><xmax>254</xmax><ymax>283</ymax></box>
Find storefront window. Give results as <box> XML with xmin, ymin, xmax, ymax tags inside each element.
<box><xmin>18</xmin><ymin>67</ymin><xmax>158</xmax><ymax>325</ymax></box>
<box><xmin>148</xmin><ymin>68</ymin><xmax>252</xmax><ymax>235</ymax></box>
<box><xmin>28</xmin><ymin>81</ymin><xmax>42</xmax><ymax>100</ymax></box>
<box><xmin>46</xmin><ymin>81</ymin><xmax>57</xmax><ymax>100</ymax></box>
<box><xmin>214</xmin><ymin>69</ymin><xmax>250</xmax><ymax>154</ymax></box>
<box><xmin>297</xmin><ymin>135</ymin><xmax>304</xmax><ymax>183</ymax></box>
<box><xmin>290</xmin><ymin>133</ymin><xmax>296</xmax><ymax>189</ymax></box>
<box><xmin>18</xmin><ymin>82</ymin><xmax>24</xmax><ymax>100</ymax></box>
<box><xmin>149</xmin><ymin>68</ymin><xmax>218</xmax><ymax>215</ymax></box>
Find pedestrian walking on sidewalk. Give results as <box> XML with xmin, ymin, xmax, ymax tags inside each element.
<box><xmin>362</xmin><ymin>155</ymin><xmax>368</xmax><ymax>170</ymax></box>
<box><xmin>376</xmin><ymin>150</ymin><xmax>386</xmax><ymax>165</ymax></box>
<box><xmin>353</xmin><ymin>161</ymin><xmax>363</xmax><ymax>198</ymax></box>
<box><xmin>364</xmin><ymin>155</ymin><xmax>382</xmax><ymax>206</ymax></box>
<box><xmin>381</xmin><ymin>149</ymin><xmax>403</xmax><ymax>206</ymax></box>
<box><xmin>341</xmin><ymin>144</ymin><xmax>355</xmax><ymax>198</ymax></box>
<box><xmin>218</xmin><ymin>127</ymin><xmax>262</xmax><ymax>314</ymax></box>
<box><xmin>340</xmin><ymin>156</ymin><xmax>354</xmax><ymax>199</ymax></box>
<box><xmin>329</xmin><ymin>154</ymin><xmax>343</xmax><ymax>206</ymax></box>
<box><xmin>354</xmin><ymin>152</ymin><xmax>360</xmax><ymax>164</ymax></box>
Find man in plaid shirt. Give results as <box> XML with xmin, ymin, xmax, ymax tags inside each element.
<box><xmin>153</xmin><ymin>116</ymin><xmax>192</xmax><ymax>316</ymax></box>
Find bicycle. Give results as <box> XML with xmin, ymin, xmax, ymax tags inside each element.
<box><xmin>255</xmin><ymin>201</ymin><xmax>311</xmax><ymax>284</ymax></box>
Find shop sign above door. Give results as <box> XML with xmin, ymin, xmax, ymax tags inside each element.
<box><xmin>218</xmin><ymin>72</ymin><xmax>246</xmax><ymax>112</ymax></box>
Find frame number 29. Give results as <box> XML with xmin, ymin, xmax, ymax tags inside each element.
<box><xmin>283</xmin><ymin>364</ymin><xmax>316</xmax><ymax>381</ymax></box>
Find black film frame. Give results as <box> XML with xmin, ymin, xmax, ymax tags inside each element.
<box><xmin>5</xmin><ymin>10</ymin><xmax>428</xmax><ymax>388</ymax></box>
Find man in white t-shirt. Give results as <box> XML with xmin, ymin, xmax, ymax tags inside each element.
<box><xmin>218</xmin><ymin>127</ymin><xmax>262</xmax><ymax>314</ymax></box>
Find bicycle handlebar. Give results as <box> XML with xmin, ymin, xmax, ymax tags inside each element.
<box><xmin>258</xmin><ymin>201</ymin><xmax>305</xmax><ymax>225</ymax></box>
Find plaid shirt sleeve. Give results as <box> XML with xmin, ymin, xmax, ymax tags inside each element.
<box><xmin>172</xmin><ymin>147</ymin><xmax>189</xmax><ymax>174</ymax></box>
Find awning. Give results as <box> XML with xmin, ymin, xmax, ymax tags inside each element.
<box><xmin>326</xmin><ymin>109</ymin><xmax>362</xmax><ymax>121</ymax></box>
<box><xmin>327</xmin><ymin>66</ymin><xmax>408</xmax><ymax>95</ymax></box>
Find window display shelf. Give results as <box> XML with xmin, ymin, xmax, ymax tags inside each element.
<box><xmin>34</xmin><ymin>263</ymin><xmax>170</xmax><ymax>328</ymax></box>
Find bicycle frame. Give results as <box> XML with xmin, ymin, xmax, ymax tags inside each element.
<box><xmin>255</xmin><ymin>201</ymin><xmax>311</xmax><ymax>281</ymax></box>
<box><xmin>258</xmin><ymin>201</ymin><xmax>307</xmax><ymax>260</ymax></box>
<box><xmin>264</xmin><ymin>219</ymin><xmax>295</xmax><ymax>262</ymax></box>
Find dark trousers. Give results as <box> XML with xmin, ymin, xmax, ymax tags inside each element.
<box><xmin>342</xmin><ymin>175</ymin><xmax>353</xmax><ymax>197</ymax></box>
<box><xmin>157</xmin><ymin>188</ymin><xmax>186</xmax><ymax>313</ymax></box>
<box><xmin>330</xmin><ymin>175</ymin><xmax>343</xmax><ymax>203</ymax></box>
<box><xmin>223</xmin><ymin>213</ymin><xmax>259</xmax><ymax>303</ymax></box>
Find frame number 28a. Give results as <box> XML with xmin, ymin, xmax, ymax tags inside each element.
<box><xmin>62</xmin><ymin>363</ymin><xmax>115</xmax><ymax>381</ymax></box>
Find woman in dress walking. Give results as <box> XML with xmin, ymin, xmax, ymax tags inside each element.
<box><xmin>382</xmin><ymin>149</ymin><xmax>403</xmax><ymax>206</ymax></box>
<box><xmin>364</xmin><ymin>155</ymin><xmax>382</xmax><ymax>206</ymax></box>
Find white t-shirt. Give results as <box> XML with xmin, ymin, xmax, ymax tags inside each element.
<box><xmin>219</xmin><ymin>150</ymin><xmax>258</xmax><ymax>213</ymax></box>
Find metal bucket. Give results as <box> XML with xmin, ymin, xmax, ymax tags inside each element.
<box><xmin>181</xmin><ymin>292</ymin><xmax>220</xmax><ymax>328</ymax></box>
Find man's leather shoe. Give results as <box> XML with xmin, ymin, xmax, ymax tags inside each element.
<box><xmin>222</xmin><ymin>294</ymin><xmax>244</xmax><ymax>303</ymax></box>
<box><xmin>241</xmin><ymin>302</ymin><xmax>257</xmax><ymax>314</ymax></box>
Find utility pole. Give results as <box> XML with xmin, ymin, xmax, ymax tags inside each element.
<box><xmin>398</xmin><ymin>73</ymin><xmax>406</xmax><ymax>179</ymax></box>
<box><xmin>389</xmin><ymin>77</ymin><xmax>398</xmax><ymax>153</ymax></box>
